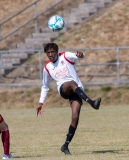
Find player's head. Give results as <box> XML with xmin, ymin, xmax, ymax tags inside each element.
<box><xmin>44</xmin><ymin>43</ymin><xmax>58</xmax><ymax>62</ymax></box>
<box><xmin>44</xmin><ymin>43</ymin><xmax>58</xmax><ymax>53</ymax></box>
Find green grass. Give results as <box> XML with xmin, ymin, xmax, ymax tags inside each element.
<box><xmin>0</xmin><ymin>105</ymin><xmax>129</xmax><ymax>160</ymax></box>
<box><xmin>100</xmin><ymin>86</ymin><xmax>112</xmax><ymax>92</ymax></box>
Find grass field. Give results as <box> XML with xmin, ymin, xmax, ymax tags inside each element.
<box><xmin>0</xmin><ymin>105</ymin><xmax>129</xmax><ymax>160</ymax></box>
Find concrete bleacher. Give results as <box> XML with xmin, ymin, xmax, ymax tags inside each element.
<box><xmin>0</xmin><ymin>0</ymin><xmax>115</xmax><ymax>75</ymax></box>
<box><xmin>0</xmin><ymin>69</ymin><xmax>5</xmax><ymax>75</ymax></box>
<box><xmin>63</xmin><ymin>15</ymin><xmax>83</xmax><ymax>28</ymax></box>
<box><xmin>2</xmin><ymin>52</ymin><xmax>28</xmax><ymax>59</ymax></box>
<box><xmin>25</xmin><ymin>38</ymin><xmax>50</xmax><ymax>49</ymax></box>
<box><xmin>2</xmin><ymin>58</ymin><xmax>20</xmax><ymax>65</ymax></box>
<box><xmin>70</xmin><ymin>9</ymin><xmax>90</xmax><ymax>19</ymax></box>
<box><xmin>40</xmin><ymin>27</ymin><xmax>67</xmax><ymax>33</ymax></box>
<box><xmin>78</xmin><ymin>3</ymin><xmax>98</xmax><ymax>11</ymax></box>
<box><xmin>32</xmin><ymin>33</ymin><xmax>58</xmax><ymax>39</ymax></box>
<box><xmin>79</xmin><ymin>2</ymin><xmax>105</xmax><ymax>9</ymax></box>
<box><xmin>87</xmin><ymin>0</ymin><xmax>113</xmax><ymax>3</ymax></box>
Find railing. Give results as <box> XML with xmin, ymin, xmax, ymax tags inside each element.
<box><xmin>0</xmin><ymin>46</ymin><xmax>129</xmax><ymax>87</ymax></box>
<box><xmin>62</xmin><ymin>46</ymin><xmax>129</xmax><ymax>84</ymax></box>
<box><xmin>0</xmin><ymin>0</ymin><xmax>66</xmax><ymax>41</ymax></box>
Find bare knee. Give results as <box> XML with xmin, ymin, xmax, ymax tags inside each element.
<box><xmin>0</xmin><ymin>121</ymin><xmax>9</xmax><ymax>131</ymax></box>
<box><xmin>70</xmin><ymin>80</ymin><xmax>78</xmax><ymax>91</ymax></box>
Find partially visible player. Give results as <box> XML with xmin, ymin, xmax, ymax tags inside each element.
<box><xmin>0</xmin><ymin>114</ymin><xmax>13</xmax><ymax>159</ymax></box>
<box><xmin>36</xmin><ymin>43</ymin><xmax>101</xmax><ymax>155</ymax></box>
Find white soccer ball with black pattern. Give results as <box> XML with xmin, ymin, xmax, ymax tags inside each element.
<box><xmin>48</xmin><ymin>15</ymin><xmax>65</xmax><ymax>32</ymax></box>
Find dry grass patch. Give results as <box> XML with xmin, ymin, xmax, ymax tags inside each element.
<box><xmin>0</xmin><ymin>105</ymin><xmax>129</xmax><ymax>159</ymax></box>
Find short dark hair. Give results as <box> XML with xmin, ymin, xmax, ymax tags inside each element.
<box><xmin>44</xmin><ymin>43</ymin><xmax>58</xmax><ymax>53</ymax></box>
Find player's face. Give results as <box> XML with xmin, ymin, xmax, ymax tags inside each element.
<box><xmin>46</xmin><ymin>48</ymin><xmax>58</xmax><ymax>62</ymax></box>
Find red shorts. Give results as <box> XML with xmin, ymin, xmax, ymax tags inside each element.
<box><xmin>0</xmin><ymin>114</ymin><xmax>4</xmax><ymax>123</ymax></box>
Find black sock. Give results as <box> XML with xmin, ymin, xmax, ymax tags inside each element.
<box><xmin>75</xmin><ymin>87</ymin><xmax>93</xmax><ymax>106</ymax></box>
<box><xmin>64</xmin><ymin>125</ymin><xmax>76</xmax><ymax>147</ymax></box>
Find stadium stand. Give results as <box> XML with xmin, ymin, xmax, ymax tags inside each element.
<box><xmin>0</xmin><ymin>0</ymin><xmax>115</xmax><ymax>75</ymax></box>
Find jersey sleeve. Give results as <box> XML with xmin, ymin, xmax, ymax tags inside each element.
<box><xmin>64</xmin><ymin>51</ymin><xmax>86</xmax><ymax>62</ymax></box>
<box><xmin>39</xmin><ymin>67</ymin><xmax>50</xmax><ymax>104</ymax></box>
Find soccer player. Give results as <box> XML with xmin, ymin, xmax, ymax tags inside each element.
<box><xmin>36</xmin><ymin>43</ymin><xmax>101</xmax><ymax>155</ymax></box>
<box><xmin>0</xmin><ymin>114</ymin><xmax>13</xmax><ymax>159</ymax></box>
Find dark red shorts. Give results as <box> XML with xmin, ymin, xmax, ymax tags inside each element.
<box><xmin>0</xmin><ymin>114</ymin><xmax>4</xmax><ymax>123</ymax></box>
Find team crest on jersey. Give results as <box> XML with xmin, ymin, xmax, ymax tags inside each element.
<box><xmin>61</xmin><ymin>60</ymin><xmax>65</xmax><ymax>66</ymax></box>
<box><xmin>52</xmin><ymin>66</ymin><xmax>55</xmax><ymax>70</ymax></box>
<box><xmin>55</xmin><ymin>67</ymin><xmax>69</xmax><ymax>79</ymax></box>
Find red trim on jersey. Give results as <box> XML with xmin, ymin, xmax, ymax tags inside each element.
<box><xmin>59</xmin><ymin>52</ymin><xmax>65</xmax><ymax>56</ymax></box>
<box><xmin>44</xmin><ymin>60</ymin><xmax>51</xmax><ymax>77</ymax></box>
<box><xmin>64</xmin><ymin>52</ymin><xmax>75</xmax><ymax>65</ymax></box>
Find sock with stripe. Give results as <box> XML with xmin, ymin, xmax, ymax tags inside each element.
<box><xmin>75</xmin><ymin>87</ymin><xmax>93</xmax><ymax>106</ymax></box>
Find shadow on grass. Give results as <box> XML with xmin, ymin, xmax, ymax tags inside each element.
<box><xmin>13</xmin><ymin>155</ymin><xmax>43</xmax><ymax>158</ymax></box>
<box><xmin>92</xmin><ymin>149</ymin><xmax>128</xmax><ymax>154</ymax></box>
<box><xmin>10</xmin><ymin>152</ymin><xmax>43</xmax><ymax>159</ymax></box>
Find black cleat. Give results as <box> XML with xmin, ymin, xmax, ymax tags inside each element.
<box><xmin>61</xmin><ymin>144</ymin><xmax>71</xmax><ymax>155</ymax></box>
<box><xmin>92</xmin><ymin>98</ymin><xmax>101</xmax><ymax>110</ymax></box>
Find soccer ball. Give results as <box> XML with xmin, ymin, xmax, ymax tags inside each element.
<box><xmin>48</xmin><ymin>15</ymin><xmax>65</xmax><ymax>32</ymax></box>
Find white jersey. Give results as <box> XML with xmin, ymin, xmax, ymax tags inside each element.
<box><xmin>39</xmin><ymin>51</ymin><xmax>86</xmax><ymax>104</ymax></box>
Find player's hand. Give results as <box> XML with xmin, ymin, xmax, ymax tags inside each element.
<box><xmin>36</xmin><ymin>103</ymin><xmax>44</xmax><ymax>118</ymax></box>
<box><xmin>76</xmin><ymin>51</ymin><xmax>84</xmax><ymax>58</ymax></box>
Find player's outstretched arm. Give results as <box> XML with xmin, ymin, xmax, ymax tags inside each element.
<box><xmin>36</xmin><ymin>103</ymin><xmax>44</xmax><ymax>118</ymax></box>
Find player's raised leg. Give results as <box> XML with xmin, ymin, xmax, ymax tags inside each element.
<box><xmin>62</xmin><ymin>80</ymin><xmax>101</xmax><ymax>110</ymax></box>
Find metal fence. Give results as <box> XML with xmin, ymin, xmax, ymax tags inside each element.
<box><xmin>0</xmin><ymin>0</ymin><xmax>84</xmax><ymax>42</ymax></box>
<box><xmin>0</xmin><ymin>46</ymin><xmax>129</xmax><ymax>87</ymax></box>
